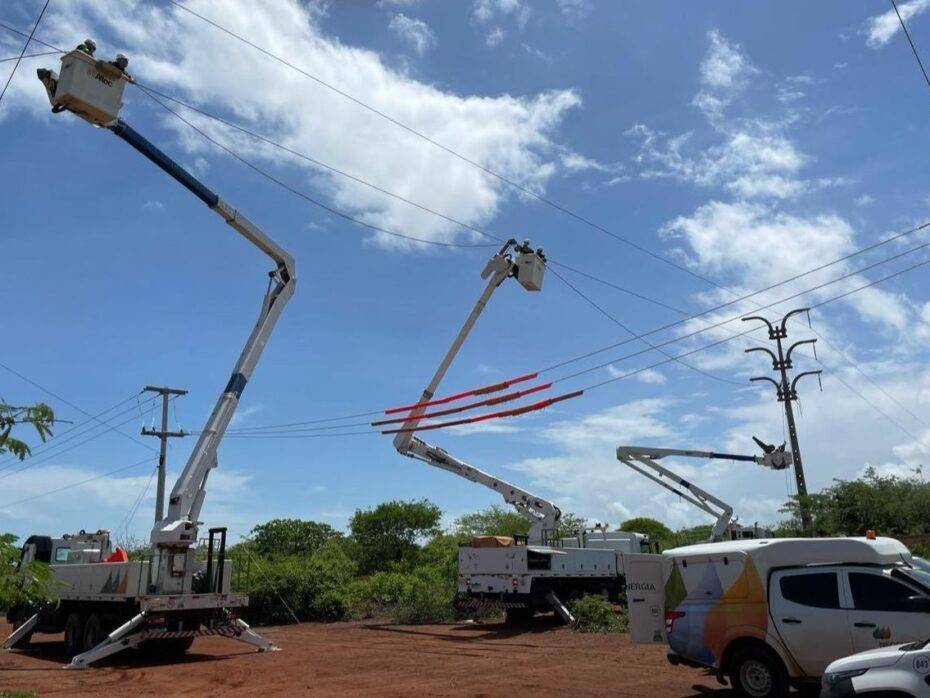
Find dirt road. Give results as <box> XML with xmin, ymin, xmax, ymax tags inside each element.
<box><xmin>0</xmin><ymin>618</ymin><xmax>728</xmax><ymax>697</ymax></box>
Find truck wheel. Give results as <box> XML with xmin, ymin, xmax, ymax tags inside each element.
<box><xmin>504</xmin><ymin>608</ymin><xmax>534</xmax><ymax>626</ymax></box>
<box><xmin>64</xmin><ymin>612</ymin><xmax>85</xmax><ymax>659</ymax></box>
<box><xmin>729</xmin><ymin>646</ymin><xmax>789</xmax><ymax>698</ymax></box>
<box><xmin>82</xmin><ymin>613</ymin><xmax>107</xmax><ymax>652</ymax></box>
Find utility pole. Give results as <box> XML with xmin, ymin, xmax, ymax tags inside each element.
<box><xmin>141</xmin><ymin>386</ymin><xmax>188</xmax><ymax>523</ymax></box>
<box><xmin>742</xmin><ymin>308</ymin><xmax>822</xmax><ymax>537</ymax></box>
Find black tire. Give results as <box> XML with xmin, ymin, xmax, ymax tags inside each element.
<box><xmin>504</xmin><ymin>607</ymin><xmax>534</xmax><ymax>626</ymax></box>
<box><xmin>63</xmin><ymin>611</ymin><xmax>85</xmax><ymax>659</ymax></box>
<box><xmin>728</xmin><ymin>645</ymin><xmax>789</xmax><ymax>698</ymax></box>
<box><xmin>82</xmin><ymin>613</ymin><xmax>107</xmax><ymax>652</ymax></box>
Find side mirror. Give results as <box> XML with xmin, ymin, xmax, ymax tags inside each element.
<box><xmin>908</xmin><ymin>595</ymin><xmax>930</xmax><ymax>613</ymax></box>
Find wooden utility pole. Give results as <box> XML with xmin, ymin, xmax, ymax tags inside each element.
<box><xmin>141</xmin><ymin>386</ymin><xmax>188</xmax><ymax>523</ymax></box>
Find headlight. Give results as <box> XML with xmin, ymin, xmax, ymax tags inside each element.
<box><xmin>823</xmin><ymin>668</ymin><xmax>868</xmax><ymax>686</ymax></box>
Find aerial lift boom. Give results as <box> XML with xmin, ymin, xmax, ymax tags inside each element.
<box><xmin>616</xmin><ymin>444</ymin><xmax>790</xmax><ymax>542</ymax></box>
<box><xmin>10</xmin><ymin>42</ymin><xmax>295</xmax><ymax>665</ymax></box>
<box><xmin>391</xmin><ymin>241</ymin><xmax>559</xmax><ymax>544</ymax></box>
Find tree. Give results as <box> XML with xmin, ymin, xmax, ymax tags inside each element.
<box><xmin>1</xmin><ymin>533</ymin><xmax>54</xmax><ymax>612</ymax></box>
<box><xmin>349</xmin><ymin>499</ymin><xmax>442</xmax><ymax>574</ymax></box>
<box><xmin>454</xmin><ymin>505</ymin><xmax>530</xmax><ymax>538</ymax></box>
<box><xmin>620</xmin><ymin>517</ymin><xmax>674</xmax><ymax>542</ymax></box>
<box><xmin>0</xmin><ymin>402</ymin><xmax>55</xmax><ymax>460</ymax></box>
<box><xmin>250</xmin><ymin>518</ymin><xmax>342</xmax><ymax>556</ymax></box>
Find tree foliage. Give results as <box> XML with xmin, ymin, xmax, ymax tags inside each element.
<box><xmin>454</xmin><ymin>505</ymin><xmax>529</xmax><ymax>538</ymax></box>
<box><xmin>620</xmin><ymin>517</ymin><xmax>673</xmax><ymax>542</ymax></box>
<box><xmin>349</xmin><ymin>499</ymin><xmax>442</xmax><ymax>574</ymax></box>
<box><xmin>250</xmin><ymin>518</ymin><xmax>342</xmax><ymax>557</ymax></box>
<box><xmin>779</xmin><ymin>467</ymin><xmax>930</xmax><ymax>537</ymax></box>
<box><xmin>0</xmin><ymin>402</ymin><xmax>54</xmax><ymax>461</ymax></box>
<box><xmin>0</xmin><ymin>533</ymin><xmax>54</xmax><ymax>612</ymax></box>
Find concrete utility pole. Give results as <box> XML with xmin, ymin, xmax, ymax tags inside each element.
<box><xmin>141</xmin><ymin>386</ymin><xmax>188</xmax><ymax>523</ymax></box>
<box><xmin>742</xmin><ymin>309</ymin><xmax>822</xmax><ymax>536</ymax></box>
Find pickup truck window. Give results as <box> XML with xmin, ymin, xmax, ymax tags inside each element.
<box><xmin>54</xmin><ymin>547</ymin><xmax>70</xmax><ymax>563</ymax></box>
<box><xmin>779</xmin><ymin>571</ymin><xmax>840</xmax><ymax>608</ymax></box>
<box><xmin>850</xmin><ymin>572</ymin><xmax>919</xmax><ymax>612</ymax></box>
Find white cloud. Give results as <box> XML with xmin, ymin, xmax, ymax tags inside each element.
<box><xmin>855</xmin><ymin>194</ymin><xmax>875</xmax><ymax>207</ymax></box>
<box><xmin>560</xmin><ymin>150</ymin><xmax>622</xmax><ymax>174</ymax></box>
<box><xmin>143</xmin><ymin>199</ymin><xmax>165</xmax><ymax>212</ymax></box>
<box><xmin>557</xmin><ymin>0</ymin><xmax>591</xmax><ymax>20</ymax></box>
<box><xmin>18</xmin><ymin>0</ymin><xmax>581</xmax><ymax>250</ymax></box>
<box><xmin>866</xmin><ymin>0</ymin><xmax>930</xmax><ymax>48</ymax></box>
<box><xmin>607</xmin><ymin>365</ymin><xmax>667</xmax><ymax>385</ymax></box>
<box><xmin>485</xmin><ymin>27</ymin><xmax>505</xmax><ymax>47</ymax></box>
<box><xmin>473</xmin><ymin>0</ymin><xmax>530</xmax><ymax>29</ymax></box>
<box><xmin>389</xmin><ymin>13</ymin><xmax>436</xmax><ymax>56</ymax></box>
<box><xmin>699</xmin><ymin>29</ymin><xmax>757</xmax><ymax>90</ymax></box>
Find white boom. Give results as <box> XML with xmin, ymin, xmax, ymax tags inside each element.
<box><xmin>37</xmin><ymin>45</ymin><xmax>296</xmax><ymax>592</ymax></box>
<box><xmin>392</xmin><ymin>241</ymin><xmax>559</xmax><ymax>544</ymax></box>
<box><xmin>616</xmin><ymin>444</ymin><xmax>791</xmax><ymax>542</ymax></box>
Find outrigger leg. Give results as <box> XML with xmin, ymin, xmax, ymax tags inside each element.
<box><xmin>2</xmin><ymin>613</ymin><xmax>38</xmax><ymax>649</ymax></box>
<box><xmin>66</xmin><ymin>612</ymin><xmax>148</xmax><ymax>669</ymax></box>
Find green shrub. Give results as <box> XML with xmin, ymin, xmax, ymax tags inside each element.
<box><xmin>569</xmin><ymin>594</ymin><xmax>627</xmax><ymax>634</ymax></box>
<box><xmin>390</xmin><ymin>567</ymin><xmax>455</xmax><ymax>625</ymax></box>
<box><xmin>241</xmin><ymin>539</ymin><xmax>356</xmax><ymax>624</ymax></box>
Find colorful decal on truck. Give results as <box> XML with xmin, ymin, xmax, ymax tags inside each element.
<box><xmin>664</xmin><ymin>556</ymin><xmax>767</xmax><ymax>669</ymax></box>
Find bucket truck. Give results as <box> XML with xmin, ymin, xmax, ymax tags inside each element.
<box><xmin>4</xmin><ymin>42</ymin><xmax>292</xmax><ymax>667</ymax></box>
<box><xmin>389</xmin><ymin>242</ymin><xmax>649</xmax><ymax>624</ymax></box>
<box><xmin>616</xmin><ymin>441</ymin><xmax>791</xmax><ymax>542</ymax></box>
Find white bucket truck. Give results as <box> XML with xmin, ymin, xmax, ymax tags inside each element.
<box><xmin>626</xmin><ymin>536</ymin><xmax>930</xmax><ymax>697</ymax></box>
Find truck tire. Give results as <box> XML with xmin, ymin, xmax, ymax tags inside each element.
<box><xmin>729</xmin><ymin>645</ymin><xmax>789</xmax><ymax>698</ymax></box>
<box><xmin>504</xmin><ymin>607</ymin><xmax>534</xmax><ymax>626</ymax></box>
<box><xmin>64</xmin><ymin>611</ymin><xmax>85</xmax><ymax>659</ymax></box>
<box><xmin>82</xmin><ymin>613</ymin><xmax>107</xmax><ymax>652</ymax></box>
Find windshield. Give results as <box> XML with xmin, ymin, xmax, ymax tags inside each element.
<box><xmin>898</xmin><ymin>565</ymin><xmax>930</xmax><ymax>592</ymax></box>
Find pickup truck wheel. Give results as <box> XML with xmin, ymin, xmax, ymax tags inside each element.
<box><xmin>729</xmin><ymin>646</ymin><xmax>789</xmax><ymax>698</ymax></box>
<box><xmin>63</xmin><ymin>612</ymin><xmax>85</xmax><ymax>659</ymax></box>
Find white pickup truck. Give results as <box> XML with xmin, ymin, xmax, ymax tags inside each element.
<box><xmin>626</xmin><ymin>537</ymin><xmax>930</xmax><ymax>697</ymax></box>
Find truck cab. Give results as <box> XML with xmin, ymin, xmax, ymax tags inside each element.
<box><xmin>626</xmin><ymin>537</ymin><xmax>930</xmax><ymax>697</ymax></box>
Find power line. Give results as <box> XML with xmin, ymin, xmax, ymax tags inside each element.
<box><xmin>207</xmin><ymin>254</ymin><xmax>930</xmax><ymax>438</ymax></box>
<box><xmin>0</xmin><ymin>408</ymin><xmax>159</xmax><ymax>482</ymax></box>
<box><xmin>0</xmin><ymin>0</ymin><xmax>50</xmax><ymax>107</ymax></box>
<box><xmin>135</xmin><ymin>85</ymin><xmax>497</xmax><ymax>250</ymax></box>
<box><xmin>0</xmin><ymin>392</ymin><xmax>146</xmax><ymax>469</ymax></box>
<box><xmin>160</xmin><ymin>0</ymin><xmax>761</xmax><ymax>290</ymax></box>
<box><xmin>0</xmin><ymin>360</ymin><xmax>155</xmax><ymax>453</ymax></box>
<box><xmin>0</xmin><ymin>457</ymin><xmax>155</xmax><ymax>510</ymax></box>
<box><xmin>890</xmin><ymin>0</ymin><xmax>930</xmax><ymax>93</ymax></box>
<box><xmin>0</xmin><ymin>49</ymin><xmax>59</xmax><ymax>63</ymax></box>
<box><xmin>548</xmin><ymin>266</ymin><xmax>746</xmax><ymax>387</ymax></box>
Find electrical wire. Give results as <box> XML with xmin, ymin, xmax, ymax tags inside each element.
<box><xmin>547</xmin><ymin>266</ymin><xmax>746</xmax><ymax>387</ymax></box>
<box><xmin>890</xmin><ymin>0</ymin><xmax>930</xmax><ymax>94</ymax></box>
<box><xmin>0</xmin><ymin>457</ymin><xmax>156</xmax><ymax>509</ymax></box>
<box><xmin>0</xmin><ymin>360</ymin><xmax>155</xmax><ymax>453</ymax></box>
<box><xmin>0</xmin><ymin>49</ymin><xmax>59</xmax><ymax>63</ymax></box>
<box><xmin>0</xmin><ymin>393</ymin><xmax>149</xmax><ymax>469</ymax></box>
<box><xmin>0</xmin><ymin>407</ymin><xmax>159</xmax><ymax>482</ymax></box>
<box><xmin>135</xmin><ymin>85</ymin><xmax>497</xmax><ymax>250</ymax></box>
<box><xmin>0</xmin><ymin>0</ymin><xmax>50</xmax><ymax>107</ymax></box>
<box><xmin>217</xmin><ymin>255</ymin><xmax>930</xmax><ymax>438</ymax></box>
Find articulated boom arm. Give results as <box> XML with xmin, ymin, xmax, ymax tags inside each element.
<box><xmin>617</xmin><ymin>446</ymin><xmax>734</xmax><ymax>542</ymax></box>
<box><xmin>406</xmin><ymin>437</ymin><xmax>560</xmax><ymax>543</ymax></box>
<box><xmin>105</xmin><ymin>122</ymin><xmax>298</xmax><ymax>548</ymax></box>
<box><xmin>616</xmin><ymin>443</ymin><xmax>790</xmax><ymax>542</ymax></box>
<box><xmin>392</xmin><ymin>242</ymin><xmax>557</xmax><ymax>543</ymax></box>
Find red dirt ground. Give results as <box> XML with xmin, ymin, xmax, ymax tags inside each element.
<box><xmin>0</xmin><ymin>618</ymin><xmax>732</xmax><ymax>697</ymax></box>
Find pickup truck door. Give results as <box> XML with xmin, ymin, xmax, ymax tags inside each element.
<box><xmin>769</xmin><ymin>568</ymin><xmax>853</xmax><ymax>677</ymax></box>
<box><xmin>843</xmin><ymin>569</ymin><xmax>930</xmax><ymax>653</ymax></box>
<box><xmin>625</xmin><ymin>553</ymin><xmax>666</xmax><ymax>644</ymax></box>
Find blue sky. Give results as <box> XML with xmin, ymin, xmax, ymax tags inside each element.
<box><xmin>2</xmin><ymin>0</ymin><xmax>930</xmax><ymax>545</ymax></box>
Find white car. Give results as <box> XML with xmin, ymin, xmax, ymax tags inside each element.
<box><xmin>822</xmin><ymin>639</ymin><xmax>930</xmax><ymax>696</ymax></box>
